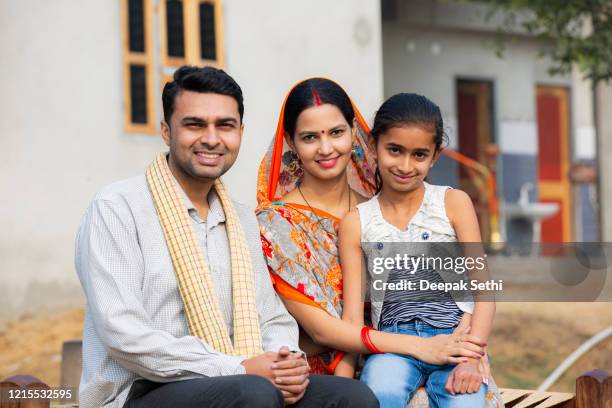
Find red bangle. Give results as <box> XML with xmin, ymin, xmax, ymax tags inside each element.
<box><xmin>324</xmin><ymin>351</ymin><xmax>346</xmax><ymax>374</ymax></box>
<box><xmin>361</xmin><ymin>326</ymin><xmax>383</xmax><ymax>354</ymax></box>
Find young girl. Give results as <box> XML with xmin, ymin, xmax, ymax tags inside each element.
<box><xmin>339</xmin><ymin>93</ymin><xmax>497</xmax><ymax>408</ymax></box>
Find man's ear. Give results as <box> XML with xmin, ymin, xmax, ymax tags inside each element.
<box><xmin>161</xmin><ymin>121</ymin><xmax>171</xmax><ymax>147</ymax></box>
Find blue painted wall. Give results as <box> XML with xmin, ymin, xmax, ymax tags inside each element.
<box><xmin>500</xmin><ymin>153</ymin><xmax>538</xmax><ymax>244</ymax></box>
<box><xmin>577</xmin><ymin>159</ymin><xmax>599</xmax><ymax>242</ymax></box>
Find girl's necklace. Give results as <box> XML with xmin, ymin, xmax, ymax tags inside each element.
<box><xmin>296</xmin><ymin>184</ymin><xmax>351</xmax><ymax>235</ymax></box>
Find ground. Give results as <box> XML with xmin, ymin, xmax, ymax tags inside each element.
<box><xmin>0</xmin><ymin>303</ymin><xmax>610</xmax><ymax>393</ymax></box>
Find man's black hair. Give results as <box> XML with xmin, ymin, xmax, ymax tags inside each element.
<box><xmin>162</xmin><ymin>66</ymin><xmax>244</xmax><ymax>123</ymax></box>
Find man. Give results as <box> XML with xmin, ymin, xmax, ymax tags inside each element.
<box><xmin>75</xmin><ymin>66</ymin><xmax>379</xmax><ymax>408</ymax></box>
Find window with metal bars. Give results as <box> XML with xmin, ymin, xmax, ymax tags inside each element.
<box><xmin>166</xmin><ymin>0</ymin><xmax>185</xmax><ymax>58</ymax></box>
<box><xmin>129</xmin><ymin>65</ymin><xmax>147</xmax><ymax>124</ymax></box>
<box><xmin>161</xmin><ymin>0</ymin><xmax>222</xmax><ymax>67</ymax></box>
<box><xmin>128</xmin><ymin>0</ymin><xmax>145</xmax><ymax>52</ymax></box>
<box><xmin>122</xmin><ymin>0</ymin><xmax>224</xmax><ymax>134</ymax></box>
<box><xmin>199</xmin><ymin>2</ymin><xmax>216</xmax><ymax>60</ymax></box>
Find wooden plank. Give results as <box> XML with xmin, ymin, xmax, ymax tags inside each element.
<box><xmin>513</xmin><ymin>391</ymin><xmax>552</xmax><ymax>408</ymax></box>
<box><xmin>537</xmin><ymin>392</ymin><xmax>575</xmax><ymax>408</ymax></box>
<box><xmin>500</xmin><ymin>388</ymin><xmax>532</xmax><ymax>405</ymax></box>
<box><xmin>576</xmin><ymin>369</ymin><xmax>611</xmax><ymax>408</ymax></box>
<box><xmin>500</xmin><ymin>388</ymin><xmax>576</xmax><ymax>408</ymax></box>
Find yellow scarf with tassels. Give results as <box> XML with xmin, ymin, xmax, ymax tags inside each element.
<box><xmin>146</xmin><ymin>153</ymin><xmax>262</xmax><ymax>357</ymax></box>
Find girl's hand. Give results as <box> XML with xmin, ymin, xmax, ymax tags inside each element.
<box><xmin>453</xmin><ymin>313</ymin><xmax>490</xmax><ymax>384</ymax></box>
<box><xmin>453</xmin><ymin>313</ymin><xmax>472</xmax><ymax>335</ymax></box>
<box><xmin>417</xmin><ymin>326</ymin><xmax>485</xmax><ymax>365</ymax></box>
<box><xmin>445</xmin><ymin>358</ymin><xmax>482</xmax><ymax>395</ymax></box>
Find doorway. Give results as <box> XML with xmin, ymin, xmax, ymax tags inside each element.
<box><xmin>456</xmin><ymin>79</ymin><xmax>495</xmax><ymax>240</ymax></box>
<box><xmin>536</xmin><ymin>86</ymin><xmax>572</xmax><ymax>242</ymax></box>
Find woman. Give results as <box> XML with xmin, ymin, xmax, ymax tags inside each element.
<box><xmin>255</xmin><ymin>77</ymin><xmax>487</xmax><ymax>379</ymax></box>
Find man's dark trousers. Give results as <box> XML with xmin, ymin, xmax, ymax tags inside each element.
<box><xmin>126</xmin><ymin>373</ymin><xmax>379</xmax><ymax>407</ymax></box>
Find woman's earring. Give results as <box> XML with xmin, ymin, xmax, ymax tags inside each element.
<box><xmin>283</xmin><ymin>150</ymin><xmax>299</xmax><ymax>166</ymax></box>
<box><xmin>352</xmin><ymin>143</ymin><xmax>364</xmax><ymax>161</ymax></box>
<box><xmin>281</xmin><ymin>150</ymin><xmax>303</xmax><ymax>181</ymax></box>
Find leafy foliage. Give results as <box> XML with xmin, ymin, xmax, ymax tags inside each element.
<box><xmin>476</xmin><ymin>0</ymin><xmax>612</xmax><ymax>83</ymax></box>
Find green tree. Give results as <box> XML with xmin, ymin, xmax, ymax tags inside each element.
<box><xmin>476</xmin><ymin>0</ymin><xmax>611</xmax><ymax>83</ymax></box>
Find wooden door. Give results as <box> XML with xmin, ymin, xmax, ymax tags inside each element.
<box><xmin>457</xmin><ymin>80</ymin><xmax>493</xmax><ymax>240</ymax></box>
<box><xmin>536</xmin><ymin>86</ymin><xmax>572</xmax><ymax>242</ymax></box>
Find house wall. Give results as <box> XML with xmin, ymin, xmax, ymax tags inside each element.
<box><xmin>0</xmin><ymin>0</ymin><xmax>384</xmax><ymax>323</ymax></box>
<box><xmin>381</xmin><ymin>0</ymin><xmax>597</xmax><ymax>243</ymax></box>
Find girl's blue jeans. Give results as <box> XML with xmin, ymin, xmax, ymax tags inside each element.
<box><xmin>360</xmin><ymin>320</ymin><xmax>487</xmax><ymax>408</ymax></box>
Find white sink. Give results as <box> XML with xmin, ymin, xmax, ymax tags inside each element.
<box><xmin>504</xmin><ymin>201</ymin><xmax>560</xmax><ymax>242</ymax></box>
<box><xmin>505</xmin><ymin>202</ymin><xmax>560</xmax><ymax>222</ymax></box>
<box><xmin>504</xmin><ymin>183</ymin><xmax>560</xmax><ymax>242</ymax></box>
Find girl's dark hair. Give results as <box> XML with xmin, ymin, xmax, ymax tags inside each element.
<box><xmin>371</xmin><ymin>93</ymin><xmax>448</xmax><ymax>192</ymax></box>
<box><xmin>283</xmin><ymin>78</ymin><xmax>355</xmax><ymax>137</ymax></box>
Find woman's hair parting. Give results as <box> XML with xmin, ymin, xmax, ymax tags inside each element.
<box><xmin>371</xmin><ymin>93</ymin><xmax>448</xmax><ymax>192</ymax></box>
<box><xmin>283</xmin><ymin>78</ymin><xmax>355</xmax><ymax>137</ymax></box>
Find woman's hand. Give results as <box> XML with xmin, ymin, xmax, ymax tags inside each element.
<box><xmin>415</xmin><ymin>326</ymin><xmax>486</xmax><ymax>365</ymax></box>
